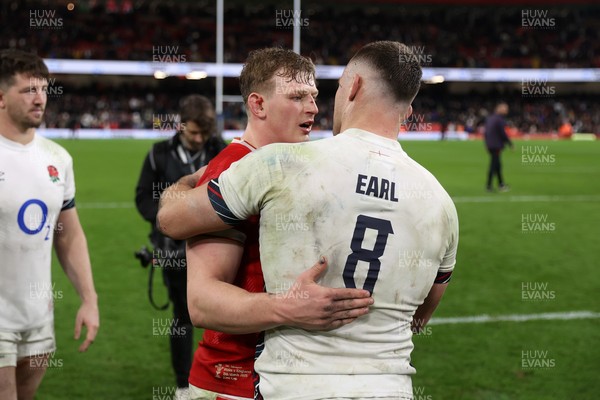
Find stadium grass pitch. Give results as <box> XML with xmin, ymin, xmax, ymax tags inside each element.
<box><xmin>37</xmin><ymin>138</ymin><xmax>599</xmax><ymax>399</ymax></box>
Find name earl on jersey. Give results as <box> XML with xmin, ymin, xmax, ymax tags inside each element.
<box><xmin>355</xmin><ymin>174</ymin><xmax>399</xmax><ymax>202</ymax></box>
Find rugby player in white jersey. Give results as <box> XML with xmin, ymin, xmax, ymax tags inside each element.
<box><xmin>0</xmin><ymin>49</ymin><xmax>99</xmax><ymax>400</ymax></box>
<box><xmin>159</xmin><ymin>41</ymin><xmax>458</xmax><ymax>399</ymax></box>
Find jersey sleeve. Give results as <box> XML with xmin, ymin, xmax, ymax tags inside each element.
<box><xmin>195</xmin><ymin>142</ymin><xmax>256</xmax><ymax>240</ymax></box>
<box><xmin>435</xmin><ymin>200</ymin><xmax>459</xmax><ymax>283</ymax></box>
<box><xmin>211</xmin><ymin>148</ymin><xmax>276</xmax><ymax>223</ymax></box>
<box><xmin>61</xmin><ymin>155</ymin><xmax>76</xmax><ymax>210</ymax></box>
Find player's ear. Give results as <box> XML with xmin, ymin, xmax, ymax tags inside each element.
<box><xmin>403</xmin><ymin>105</ymin><xmax>413</xmax><ymax>121</ymax></box>
<box><xmin>348</xmin><ymin>74</ymin><xmax>361</xmax><ymax>102</ymax></box>
<box><xmin>247</xmin><ymin>92</ymin><xmax>266</xmax><ymax>119</ymax></box>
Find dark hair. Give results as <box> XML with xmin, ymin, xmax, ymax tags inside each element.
<box><xmin>350</xmin><ymin>41</ymin><xmax>422</xmax><ymax>103</ymax></box>
<box><xmin>239</xmin><ymin>47</ymin><xmax>316</xmax><ymax>104</ymax></box>
<box><xmin>179</xmin><ymin>94</ymin><xmax>216</xmax><ymax>137</ymax></box>
<box><xmin>0</xmin><ymin>49</ymin><xmax>49</xmax><ymax>89</ymax></box>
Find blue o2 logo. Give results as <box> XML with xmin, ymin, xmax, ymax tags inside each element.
<box><xmin>17</xmin><ymin>199</ymin><xmax>49</xmax><ymax>236</ymax></box>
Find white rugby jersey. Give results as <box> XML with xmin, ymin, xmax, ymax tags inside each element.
<box><xmin>212</xmin><ymin>129</ymin><xmax>459</xmax><ymax>399</ymax></box>
<box><xmin>0</xmin><ymin>133</ymin><xmax>75</xmax><ymax>331</ymax></box>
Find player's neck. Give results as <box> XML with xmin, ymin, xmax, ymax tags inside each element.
<box><xmin>0</xmin><ymin>120</ymin><xmax>35</xmax><ymax>145</ymax></box>
<box><xmin>342</xmin><ymin>118</ymin><xmax>400</xmax><ymax>142</ymax></box>
<box><xmin>241</xmin><ymin>124</ymin><xmax>270</xmax><ymax>148</ymax></box>
<box><xmin>341</xmin><ymin>101</ymin><xmax>403</xmax><ymax>141</ymax></box>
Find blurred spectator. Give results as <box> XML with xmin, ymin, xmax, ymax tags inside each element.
<box><xmin>484</xmin><ymin>103</ymin><xmax>513</xmax><ymax>192</ymax></box>
<box><xmin>559</xmin><ymin>119</ymin><xmax>574</xmax><ymax>139</ymax></box>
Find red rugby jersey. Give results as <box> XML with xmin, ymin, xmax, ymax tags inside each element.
<box><xmin>188</xmin><ymin>139</ymin><xmax>262</xmax><ymax>398</ymax></box>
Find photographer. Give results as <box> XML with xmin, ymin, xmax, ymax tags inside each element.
<box><xmin>135</xmin><ymin>95</ymin><xmax>226</xmax><ymax>398</ymax></box>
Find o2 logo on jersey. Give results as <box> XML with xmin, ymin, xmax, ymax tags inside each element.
<box><xmin>343</xmin><ymin>214</ymin><xmax>394</xmax><ymax>294</ymax></box>
<box><xmin>17</xmin><ymin>199</ymin><xmax>52</xmax><ymax>240</ymax></box>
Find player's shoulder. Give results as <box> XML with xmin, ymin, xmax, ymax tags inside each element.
<box><xmin>405</xmin><ymin>154</ymin><xmax>455</xmax><ymax>205</ymax></box>
<box><xmin>199</xmin><ymin>141</ymin><xmax>253</xmax><ymax>183</ymax></box>
<box><xmin>255</xmin><ymin>138</ymin><xmax>330</xmax><ymax>162</ymax></box>
<box><xmin>35</xmin><ymin>134</ymin><xmax>72</xmax><ymax>162</ymax></box>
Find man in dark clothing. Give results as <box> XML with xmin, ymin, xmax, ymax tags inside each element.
<box><xmin>484</xmin><ymin>102</ymin><xmax>513</xmax><ymax>191</ymax></box>
<box><xmin>135</xmin><ymin>95</ymin><xmax>226</xmax><ymax>396</ymax></box>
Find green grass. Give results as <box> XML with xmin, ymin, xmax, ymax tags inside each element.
<box><xmin>36</xmin><ymin>139</ymin><xmax>600</xmax><ymax>399</ymax></box>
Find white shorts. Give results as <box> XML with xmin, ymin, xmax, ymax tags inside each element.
<box><xmin>188</xmin><ymin>384</ymin><xmax>252</xmax><ymax>400</ymax></box>
<box><xmin>0</xmin><ymin>321</ymin><xmax>56</xmax><ymax>368</ymax></box>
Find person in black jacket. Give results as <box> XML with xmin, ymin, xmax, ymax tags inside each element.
<box><xmin>484</xmin><ymin>102</ymin><xmax>513</xmax><ymax>192</ymax></box>
<box><xmin>135</xmin><ymin>95</ymin><xmax>226</xmax><ymax>395</ymax></box>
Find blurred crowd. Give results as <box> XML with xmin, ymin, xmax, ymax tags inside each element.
<box><xmin>3</xmin><ymin>0</ymin><xmax>598</xmax><ymax>135</ymax></box>
<box><xmin>411</xmin><ymin>92</ymin><xmax>600</xmax><ymax>135</ymax></box>
<box><xmin>41</xmin><ymin>83</ymin><xmax>600</xmax><ymax>135</ymax></box>
<box><xmin>1</xmin><ymin>0</ymin><xmax>599</xmax><ymax>68</ymax></box>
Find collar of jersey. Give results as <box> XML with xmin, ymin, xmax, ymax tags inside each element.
<box><xmin>0</xmin><ymin>132</ymin><xmax>37</xmax><ymax>151</ymax></box>
<box><xmin>232</xmin><ymin>137</ymin><xmax>257</xmax><ymax>151</ymax></box>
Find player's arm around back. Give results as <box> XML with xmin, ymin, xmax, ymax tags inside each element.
<box><xmin>186</xmin><ymin>236</ymin><xmax>274</xmax><ymax>333</ymax></box>
<box><xmin>186</xmin><ymin>237</ymin><xmax>374</xmax><ymax>334</ymax></box>
<box><xmin>53</xmin><ymin>208</ymin><xmax>99</xmax><ymax>352</ymax></box>
<box><xmin>157</xmin><ymin>176</ymin><xmax>229</xmax><ymax>240</ymax></box>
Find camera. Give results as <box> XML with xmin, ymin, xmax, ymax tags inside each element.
<box><xmin>134</xmin><ymin>246</ymin><xmax>153</xmax><ymax>268</ymax></box>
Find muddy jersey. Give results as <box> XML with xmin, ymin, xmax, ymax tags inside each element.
<box><xmin>209</xmin><ymin>129</ymin><xmax>459</xmax><ymax>399</ymax></box>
